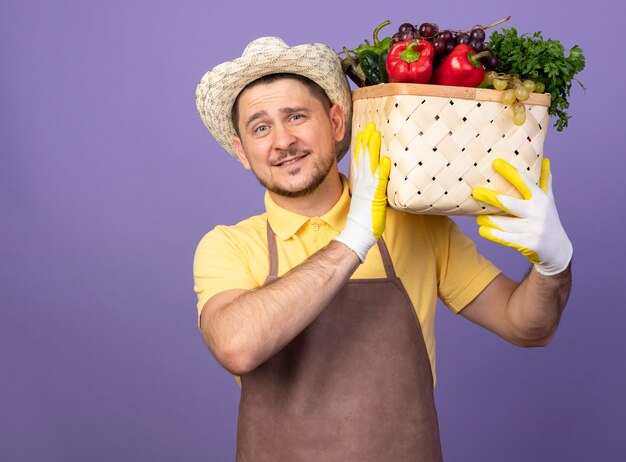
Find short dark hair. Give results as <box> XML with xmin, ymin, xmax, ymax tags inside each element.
<box><xmin>231</xmin><ymin>73</ymin><xmax>333</xmax><ymax>136</ymax></box>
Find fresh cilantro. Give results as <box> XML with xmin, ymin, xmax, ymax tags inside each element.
<box><xmin>488</xmin><ymin>27</ymin><xmax>586</xmax><ymax>131</ymax></box>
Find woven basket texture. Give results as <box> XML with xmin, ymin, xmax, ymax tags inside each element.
<box><xmin>352</xmin><ymin>84</ymin><xmax>550</xmax><ymax>216</ymax></box>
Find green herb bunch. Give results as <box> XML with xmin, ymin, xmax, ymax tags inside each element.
<box><xmin>488</xmin><ymin>27</ymin><xmax>586</xmax><ymax>131</ymax></box>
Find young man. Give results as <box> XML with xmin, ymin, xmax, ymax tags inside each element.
<box><xmin>194</xmin><ymin>37</ymin><xmax>572</xmax><ymax>461</ymax></box>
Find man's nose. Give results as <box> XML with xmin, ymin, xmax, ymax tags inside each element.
<box><xmin>272</xmin><ymin>123</ymin><xmax>298</xmax><ymax>151</ymax></box>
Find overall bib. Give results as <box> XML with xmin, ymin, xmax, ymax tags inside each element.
<box><xmin>236</xmin><ymin>224</ymin><xmax>443</xmax><ymax>461</ymax></box>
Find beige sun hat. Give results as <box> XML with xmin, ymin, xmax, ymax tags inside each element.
<box><xmin>195</xmin><ymin>36</ymin><xmax>352</xmax><ymax>161</ymax></box>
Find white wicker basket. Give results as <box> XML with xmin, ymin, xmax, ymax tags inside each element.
<box><xmin>351</xmin><ymin>83</ymin><xmax>551</xmax><ymax>215</ymax></box>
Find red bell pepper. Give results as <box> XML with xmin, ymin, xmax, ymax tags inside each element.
<box><xmin>386</xmin><ymin>39</ymin><xmax>434</xmax><ymax>84</ymax></box>
<box><xmin>431</xmin><ymin>44</ymin><xmax>489</xmax><ymax>87</ymax></box>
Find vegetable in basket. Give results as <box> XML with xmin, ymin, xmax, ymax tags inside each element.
<box><xmin>358</xmin><ymin>50</ymin><xmax>387</xmax><ymax>85</ymax></box>
<box><xmin>341</xmin><ymin>20</ymin><xmax>393</xmax><ymax>87</ymax></box>
<box><xmin>431</xmin><ymin>44</ymin><xmax>490</xmax><ymax>87</ymax></box>
<box><xmin>352</xmin><ymin>20</ymin><xmax>393</xmax><ymax>57</ymax></box>
<box><xmin>487</xmin><ymin>27</ymin><xmax>586</xmax><ymax>131</ymax></box>
<box><xmin>340</xmin><ymin>46</ymin><xmax>367</xmax><ymax>87</ymax></box>
<box><xmin>386</xmin><ymin>39</ymin><xmax>435</xmax><ymax>84</ymax></box>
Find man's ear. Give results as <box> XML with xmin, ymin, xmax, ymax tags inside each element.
<box><xmin>232</xmin><ymin>136</ymin><xmax>251</xmax><ymax>170</ymax></box>
<box><xmin>329</xmin><ymin>104</ymin><xmax>346</xmax><ymax>144</ymax></box>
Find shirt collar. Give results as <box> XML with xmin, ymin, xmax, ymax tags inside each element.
<box><xmin>265</xmin><ymin>174</ymin><xmax>351</xmax><ymax>241</ymax></box>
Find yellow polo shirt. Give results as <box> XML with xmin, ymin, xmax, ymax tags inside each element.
<box><xmin>193</xmin><ymin>174</ymin><xmax>501</xmax><ymax>382</ymax></box>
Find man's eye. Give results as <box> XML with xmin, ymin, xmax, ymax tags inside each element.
<box><xmin>291</xmin><ymin>114</ymin><xmax>304</xmax><ymax>121</ymax></box>
<box><xmin>254</xmin><ymin>125</ymin><xmax>268</xmax><ymax>133</ymax></box>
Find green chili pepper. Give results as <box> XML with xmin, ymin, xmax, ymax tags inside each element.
<box><xmin>353</xmin><ymin>20</ymin><xmax>392</xmax><ymax>58</ymax></box>
<box><xmin>377</xmin><ymin>37</ymin><xmax>393</xmax><ymax>53</ymax></box>
<box><xmin>372</xmin><ymin>20</ymin><xmax>392</xmax><ymax>49</ymax></box>
<box><xmin>353</xmin><ymin>40</ymin><xmax>378</xmax><ymax>57</ymax></box>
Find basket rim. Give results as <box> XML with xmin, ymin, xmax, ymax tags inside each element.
<box><xmin>352</xmin><ymin>83</ymin><xmax>551</xmax><ymax>107</ymax></box>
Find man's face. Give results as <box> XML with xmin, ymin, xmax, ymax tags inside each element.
<box><xmin>232</xmin><ymin>78</ymin><xmax>345</xmax><ymax>198</ymax></box>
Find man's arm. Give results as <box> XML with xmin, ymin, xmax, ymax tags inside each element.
<box><xmin>200</xmin><ymin>123</ymin><xmax>390</xmax><ymax>375</ymax></box>
<box><xmin>464</xmin><ymin>157</ymin><xmax>573</xmax><ymax>346</ymax></box>
<box><xmin>200</xmin><ymin>241</ymin><xmax>359</xmax><ymax>375</ymax></box>
<box><xmin>460</xmin><ymin>265</ymin><xmax>571</xmax><ymax>346</ymax></box>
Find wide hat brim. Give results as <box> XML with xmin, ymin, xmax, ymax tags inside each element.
<box><xmin>195</xmin><ymin>37</ymin><xmax>352</xmax><ymax>161</ymax></box>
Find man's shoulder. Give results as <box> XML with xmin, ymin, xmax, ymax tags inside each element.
<box><xmin>197</xmin><ymin>213</ymin><xmax>268</xmax><ymax>249</ymax></box>
<box><xmin>215</xmin><ymin>213</ymin><xmax>267</xmax><ymax>233</ymax></box>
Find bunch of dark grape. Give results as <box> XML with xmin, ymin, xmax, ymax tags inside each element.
<box><xmin>390</xmin><ymin>21</ymin><xmax>500</xmax><ymax>71</ymax></box>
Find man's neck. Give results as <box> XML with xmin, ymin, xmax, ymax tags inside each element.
<box><xmin>268</xmin><ymin>170</ymin><xmax>344</xmax><ymax>217</ymax></box>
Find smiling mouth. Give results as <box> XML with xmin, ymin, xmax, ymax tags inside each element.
<box><xmin>275</xmin><ymin>153</ymin><xmax>309</xmax><ymax>167</ymax></box>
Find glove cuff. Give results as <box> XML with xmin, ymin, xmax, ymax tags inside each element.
<box><xmin>333</xmin><ymin>220</ymin><xmax>376</xmax><ymax>263</ymax></box>
<box><xmin>533</xmin><ymin>238</ymin><xmax>573</xmax><ymax>276</ymax></box>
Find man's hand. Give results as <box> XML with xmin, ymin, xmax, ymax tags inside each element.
<box><xmin>472</xmin><ymin>158</ymin><xmax>573</xmax><ymax>276</ymax></box>
<box><xmin>334</xmin><ymin>123</ymin><xmax>391</xmax><ymax>262</ymax></box>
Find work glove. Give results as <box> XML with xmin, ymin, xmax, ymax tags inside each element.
<box><xmin>334</xmin><ymin>122</ymin><xmax>391</xmax><ymax>262</ymax></box>
<box><xmin>471</xmin><ymin>158</ymin><xmax>573</xmax><ymax>276</ymax></box>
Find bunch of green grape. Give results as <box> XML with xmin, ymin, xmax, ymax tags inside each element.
<box><xmin>484</xmin><ymin>72</ymin><xmax>546</xmax><ymax>126</ymax></box>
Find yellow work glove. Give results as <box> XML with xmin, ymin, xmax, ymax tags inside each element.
<box><xmin>334</xmin><ymin>122</ymin><xmax>391</xmax><ymax>262</ymax></box>
<box><xmin>472</xmin><ymin>158</ymin><xmax>573</xmax><ymax>276</ymax></box>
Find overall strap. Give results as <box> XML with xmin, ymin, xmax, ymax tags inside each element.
<box><xmin>266</xmin><ymin>221</ymin><xmax>279</xmax><ymax>279</ymax></box>
<box><xmin>376</xmin><ymin>237</ymin><xmax>397</xmax><ymax>279</ymax></box>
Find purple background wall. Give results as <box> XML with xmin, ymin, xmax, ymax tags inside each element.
<box><xmin>1</xmin><ymin>0</ymin><xmax>624</xmax><ymax>460</ymax></box>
